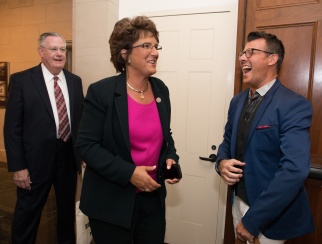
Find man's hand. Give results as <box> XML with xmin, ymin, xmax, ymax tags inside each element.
<box><xmin>130</xmin><ymin>165</ymin><xmax>161</xmax><ymax>192</ymax></box>
<box><xmin>219</xmin><ymin>159</ymin><xmax>245</xmax><ymax>185</ymax></box>
<box><xmin>236</xmin><ymin>221</ymin><xmax>254</xmax><ymax>243</ymax></box>
<box><xmin>13</xmin><ymin>169</ymin><xmax>32</xmax><ymax>190</ymax></box>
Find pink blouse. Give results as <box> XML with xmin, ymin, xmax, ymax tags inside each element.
<box><xmin>127</xmin><ymin>95</ymin><xmax>163</xmax><ymax>182</ymax></box>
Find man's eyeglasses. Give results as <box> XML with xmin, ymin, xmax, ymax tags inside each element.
<box><xmin>130</xmin><ymin>43</ymin><xmax>162</xmax><ymax>51</ymax></box>
<box><xmin>41</xmin><ymin>46</ymin><xmax>67</xmax><ymax>53</ymax></box>
<box><xmin>238</xmin><ymin>48</ymin><xmax>274</xmax><ymax>58</ymax></box>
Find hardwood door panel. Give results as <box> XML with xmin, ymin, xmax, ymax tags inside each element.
<box><xmin>257</xmin><ymin>0</ymin><xmax>319</xmax><ymax>10</ymax></box>
<box><xmin>252</xmin><ymin>4</ymin><xmax>322</xmax><ymax>27</ymax></box>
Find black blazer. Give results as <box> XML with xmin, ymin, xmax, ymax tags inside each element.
<box><xmin>4</xmin><ymin>64</ymin><xmax>84</xmax><ymax>180</ymax></box>
<box><xmin>76</xmin><ymin>72</ymin><xmax>179</xmax><ymax>229</ymax></box>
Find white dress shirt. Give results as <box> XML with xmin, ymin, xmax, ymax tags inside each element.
<box><xmin>41</xmin><ymin>63</ymin><xmax>71</xmax><ymax>138</ymax></box>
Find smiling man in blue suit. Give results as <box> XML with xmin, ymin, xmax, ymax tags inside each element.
<box><xmin>216</xmin><ymin>31</ymin><xmax>314</xmax><ymax>243</ymax></box>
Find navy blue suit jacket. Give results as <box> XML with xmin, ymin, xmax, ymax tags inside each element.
<box><xmin>76</xmin><ymin>72</ymin><xmax>179</xmax><ymax>229</ymax></box>
<box><xmin>4</xmin><ymin>64</ymin><xmax>84</xmax><ymax>178</ymax></box>
<box><xmin>217</xmin><ymin>79</ymin><xmax>314</xmax><ymax>239</ymax></box>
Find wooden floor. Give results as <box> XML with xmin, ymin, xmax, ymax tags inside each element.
<box><xmin>0</xmin><ymin>162</ymin><xmax>58</xmax><ymax>244</ymax></box>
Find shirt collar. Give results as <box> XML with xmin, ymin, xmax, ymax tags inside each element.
<box><xmin>41</xmin><ymin>63</ymin><xmax>64</xmax><ymax>84</ymax></box>
<box><xmin>250</xmin><ymin>78</ymin><xmax>276</xmax><ymax>97</ymax></box>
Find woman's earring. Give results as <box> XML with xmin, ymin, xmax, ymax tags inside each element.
<box><xmin>128</xmin><ymin>59</ymin><xmax>131</xmax><ymax>64</ymax></box>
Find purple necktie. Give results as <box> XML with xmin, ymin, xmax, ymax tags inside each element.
<box><xmin>54</xmin><ymin>76</ymin><xmax>71</xmax><ymax>142</ymax></box>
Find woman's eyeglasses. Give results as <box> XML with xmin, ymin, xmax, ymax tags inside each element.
<box><xmin>130</xmin><ymin>43</ymin><xmax>162</xmax><ymax>51</ymax></box>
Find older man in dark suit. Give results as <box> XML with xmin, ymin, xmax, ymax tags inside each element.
<box><xmin>4</xmin><ymin>32</ymin><xmax>84</xmax><ymax>244</ymax></box>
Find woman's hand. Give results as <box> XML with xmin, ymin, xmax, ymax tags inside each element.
<box><xmin>130</xmin><ymin>165</ymin><xmax>161</xmax><ymax>192</ymax></box>
<box><xmin>164</xmin><ymin>159</ymin><xmax>181</xmax><ymax>184</ymax></box>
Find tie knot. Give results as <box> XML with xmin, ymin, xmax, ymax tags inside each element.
<box><xmin>252</xmin><ymin>91</ymin><xmax>259</xmax><ymax>99</ymax></box>
<box><xmin>54</xmin><ymin>76</ymin><xmax>58</xmax><ymax>84</ymax></box>
<box><xmin>248</xmin><ymin>91</ymin><xmax>260</xmax><ymax>104</ymax></box>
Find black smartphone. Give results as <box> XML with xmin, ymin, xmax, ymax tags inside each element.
<box><xmin>162</xmin><ymin>163</ymin><xmax>182</xmax><ymax>179</ymax></box>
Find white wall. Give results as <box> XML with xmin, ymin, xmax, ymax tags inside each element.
<box><xmin>73</xmin><ymin>0</ymin><xmax>119</xmax><ymax>93</ymax></box>
<box><xmin>119</xmin><ymin>0</ymin><xmax>238</xmax><ymax>18</ymax></box>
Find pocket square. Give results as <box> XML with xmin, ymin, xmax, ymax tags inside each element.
<box><xmin>256</xmin><ymin>125</ymin><xmax>271</xmax><ymax>129</ymax></box>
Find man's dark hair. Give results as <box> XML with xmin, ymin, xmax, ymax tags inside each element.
<box><xmin>247</xmin><ymin>31</ymin><xmax>285</xmax><ymax>73</ymax></box>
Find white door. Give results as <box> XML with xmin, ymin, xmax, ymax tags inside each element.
<box><xmin>149</xmin><ymin>6</ymin><xmax>237</xmax><ymax>244</ymax></box>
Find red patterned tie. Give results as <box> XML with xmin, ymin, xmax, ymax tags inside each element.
<box><xmin>54</xmin><ymin>76</ymin><xmax>71</xmax><ymax>142</ymax></box>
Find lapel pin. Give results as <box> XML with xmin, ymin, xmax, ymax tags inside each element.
<box><xmin>156</xmin><ymin>97</ymin><xmax>161</xmax><ymax>103</ymax></box>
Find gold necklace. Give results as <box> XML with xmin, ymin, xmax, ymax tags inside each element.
<box><xmin>126</xmin><ymin>82</ymin><xmax>149</xmax><ymax>100</ymax></box>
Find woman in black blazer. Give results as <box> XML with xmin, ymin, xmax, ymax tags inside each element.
<box><xmin>76</xmin><ymin>16</ymin><xmax>181</xmax><ymax>244</ymax></box>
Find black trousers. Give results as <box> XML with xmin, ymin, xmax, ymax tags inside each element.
<box><xmin>11</xmin><ymin>139</ymin><xmax>77</xmax><ymax>244</ymax></box>
<box><xmin>89</xmin><ymin>190</ymin><xmax>166</xmax><ymax>244</ymax></box>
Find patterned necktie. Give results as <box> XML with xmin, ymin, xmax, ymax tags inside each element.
<box><xmin>54</xmin><ymin>76</ymin><xmax>71</xmax><ymax>142</ymax></box>
<box><xmin>244</xmin><ymin>91</ymin><xmax>262</xmax><ymax>123</ymax></box>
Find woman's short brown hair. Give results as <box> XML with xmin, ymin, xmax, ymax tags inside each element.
<box><xmin>109</xmin><ymin>16</ymin><xmax>159</xmax><ymax>73</ymax></box>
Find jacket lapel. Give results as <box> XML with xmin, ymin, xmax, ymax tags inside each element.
<box><xmin>231</xmin><ymin>90</ymin><xmax>248</xmax><ymax>158</ymax></box>
<box><xmin>31</xmin><ymin>65</ymin><xmax>55</xmax><ymax>122</ymax></box>
<box><xmin>114</xmin><ymin>73</ymin><xmax>131</xmax><ymax>153</ymax></box>
<box><xmin>150</xmin><ymin>78</ymin><xmax>168</xmax><ymax>141</ymax></box>
<box><xmin>64</xmin><ymin>70</ymin><xmax>74</xmax><ymax>123</ymax></box>
<box><xmin>246</xmin><ymin>80</ymin><xmax>281</xmax><ymax>144</ymax></box>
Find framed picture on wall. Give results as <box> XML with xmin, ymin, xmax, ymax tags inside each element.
<box><xmin>0</xmin><ymin>62</ymin><xmax>9</xmax><ymax>107</ymax></box>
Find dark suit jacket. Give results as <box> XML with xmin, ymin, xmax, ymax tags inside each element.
<box><xmin>76</xmin><ymin>72</ymin><xmax>179</xmax><ymax>229</ymax></box>
<box><xmin>217</xmin><ymin>79</ymin><xmax>314</xmax><ymax>239</ymax></box>
<box><xmin>4</xmin><ymin>64</ymin><xmax>84</xmax><ymax>181</ymax></box>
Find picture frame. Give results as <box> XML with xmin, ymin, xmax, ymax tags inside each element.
<box><xmin>0</xmin><ymin>62</ymin><xmax>9</xmax><ymax>107</ymax></box>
